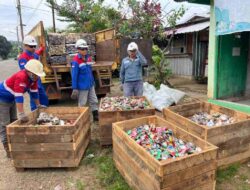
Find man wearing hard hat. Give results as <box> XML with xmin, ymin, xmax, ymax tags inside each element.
<box><xmin>120</xmin><ymin>42</ymin><xmax>147</xmax><ymax>96</ymax></box>
<box><xmin>71</xmin><ymin>39</ymin><xmax>99</xmax><ymax>121</ymax></box>
<box><xmin>0</xmin><ymin>60</ymin><xmax>45</xmax><ymax>158</ymax></box>
<box><xmin>18</xmin><ymin>35</ymin><xmax>48</xmax><ymax>111</ymax></box>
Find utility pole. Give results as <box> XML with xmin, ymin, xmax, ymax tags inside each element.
<box><xmin>16</xmin><ymin>0</ymin><xmax>24</xmax><ymax>41</ymax></box>
<box><xmin>51</xmin><ymin>0</ymin><xmax>56</xmax><ymax>32</ymax></box>
<box><xmin>16</xmin><ymin>26</ymin><xmax>20</xmax><ymax>44</ymax></box>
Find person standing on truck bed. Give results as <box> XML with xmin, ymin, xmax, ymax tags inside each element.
<box><xmin>70</xmin><ymin>39</ymin><xmax>99</xmax><ymax>121</ymax></box>
<box><xmin>0</xmin><ymin>60</ymin><xmax>45</xmax><ymax>158</ymax></box>
<box><xmin>18</xmin><ymin>35</ymin><xmax>49</xmax><ymax>111</ymax></box>
<box><xmin>120</xmin><ymin>42</ymin><xmax>147</xmax><ymax>96</ymax></box>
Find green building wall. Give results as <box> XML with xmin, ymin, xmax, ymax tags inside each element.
<box><xmin>188</xmin><ymin>0</ymin><xmax>250</xmax><ymax>114</ymax></box>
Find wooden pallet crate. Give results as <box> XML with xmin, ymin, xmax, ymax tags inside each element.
<box><xmin>7</xmin><ymin>107</ymin><xmax>91</xmax><ymax>169</ymax></box>
<box><xmin>113</xmin><ymin>116</ymin><xmax>218</xmax><ymax>190</ymax></box>
<box><xmin>99</xmin><ymin>96</ymin><xmax>155</xmax><ymax>145</ymax></box>
<box><xmin>163</xmin><ymin>101</ymin><xmax>250</xmax><ymax>168</ymax></box>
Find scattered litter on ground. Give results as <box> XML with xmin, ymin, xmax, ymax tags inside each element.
<box><xmin>86</xmin><ymin>154</ymin><xmax>95</xmax><ymax>159</ymax></box>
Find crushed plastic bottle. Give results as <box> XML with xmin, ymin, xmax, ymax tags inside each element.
<box><xmin>126</xmin><ymin>124</ymin><xmax>202</xmax><ymax>161</ymax></box>
<box><xmin>100</xmin><ymin>97</ymin><xmax>151</xmax><ymax>111</ymax></box>
<box><xmin>189</xmin><ymin>112</ymin><xmax>236</xmax><ymax>127</ymax></box>
<box><xmin>36</xmin><ymin>112</ymin><xmax>74</xmax><ymax>126</ymax></box>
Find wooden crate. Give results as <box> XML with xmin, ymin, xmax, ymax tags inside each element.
<box><xmin>7</xmin><ymin>107</ymin><xmax>91</xmax><ymax>169</ymax></box>
<box><xmin>163</xmin><ymin>102</ymin><xmax>250</xmax><ymax>168</ymax></box>
<box><xmin>99</xmin><ymin>96</ymin><xmax>155</xmax><ymax>145</ymax></box>
<box><xmin>113</xmin><ymin>116</ymin><xmax>218</xmax><ymax>190</ymax></box>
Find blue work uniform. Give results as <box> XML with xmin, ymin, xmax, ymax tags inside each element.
<box><xmin>18</xmin><ymin>50</ymin><xmax>48</xmax><ymax>111</ymax></box>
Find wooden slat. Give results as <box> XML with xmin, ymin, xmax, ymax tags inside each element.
<box><xmin>162</xmin><ymin>170</ymin><xmax>215</xmax><ymax>190</ymax></box>
<box><xmin>162</xmin><ymin>161</ymin><xmax>216</xmax><ymax>188</ymax></box>
<box><xmin>217</xmin><ymin>142</ymin><xmax>250</xmax><ymax>159</ymax></box>
<box><xmin>75</xmin><ymin>130</ymin><xmax>90</xmax><ymax>165</ymax></box>
<box><xmin>13</xmin><ymin>159</ymin><xmax>77</xmax><ymax>168</ymax></box>
<box><xmin>113</xmin><ymin>143</ymin><xmax>160</xmax><ymax>190</ymax></box>
<box><xmin>207</xmin><ymin>120</ymin><xmax>250</xmax><ymax>138</ymax></box>
<box><xmin>9</xmin><ymin>143</ymin><xmax>74</xmax><ymax>151</ymax></box>
<box><xmin>8</xmin><ymin>134</ymin><xmax>73</xmax><ymax>143</ymax></box>
<box><xmin>218</xmin><ymin>148</ymin><xmax>250</xmax><ymax>167</ymax></box>
<box><xmin>11</xmin><ymin>150</ymin><xmax>75</xmax><ymax>160</ymax></box>
<box><xmin>161</xmin><ymin>149</ymin><xmax>217</xmax><ymax>176</ymax></box>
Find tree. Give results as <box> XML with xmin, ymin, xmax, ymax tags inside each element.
<box><xmin>46</xmin><ymin>0</ymin><xmax>122</xmax><ymax>33</ymax></box>
<box><xmin>8</xmin><ymin>41</ymin><xmax>21</xmax><ymax>59</ymax></box>
<box><xmin>0</xmin><ymin>36</ymin><xmax>12</xmax><ymax>60</ymax></box>
<box><xmin>117</xmin><ymin>0</ymin><xmax>185</xmax><ymax>87</ymax></box>
<box><xmin>117</xmin><ymin>0</ymin><xmax>162</xmax><ymax>39</ymax></box>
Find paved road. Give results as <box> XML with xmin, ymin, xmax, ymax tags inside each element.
<box><xmin>0</xmin><ymin>58</ymin><xmax>19</xmax><ymax>82</ymax></box>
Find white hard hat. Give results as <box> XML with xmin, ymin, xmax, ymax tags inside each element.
<box><xmin>24</xmin><ymin>60</ymin><xmax>46</xmax><ymax>77</ymax></box>
<box><xmin>127</xmin><ymin>42</ymin><xmax>138</xmax><ymax>51</ymax></box>
<box><xmin>75</xmin><ymin>39</ymin><xmax>88</xmax><ymax>48</ymax></box>
<box><xmin>23</xmin><ymin>35</ymin><xmax>37</xmax><ymax>46</ymax></box>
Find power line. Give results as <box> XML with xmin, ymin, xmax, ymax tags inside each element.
<box><xmin>22</xmin><ymin>4</ymin><xmax>51</xmax><ymax>13</ymax></box>
<box><xmin>0</xmin><ymin>3</ymin><xmax>51</xmax><ymax>13</ymax></box>
<box><xmin>25</xmin><ymin>0</ymin><xmax>44</xmax><ymax>25</ymax></box>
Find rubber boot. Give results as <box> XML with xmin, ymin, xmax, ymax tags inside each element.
<box><xmin>3</xmin><ymin>142</ymin><xmax>10</xmax><ymax>158</ymax></box>
<box><xmin>92</xmin><ymin>110</ymin><xmax>99</xmax><ymax>121</ymax></box>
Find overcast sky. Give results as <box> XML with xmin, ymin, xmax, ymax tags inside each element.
<box><xmin>0</xmin><ymin>0</ymin><xmax>209</xmax><ymax>41</ymax></box>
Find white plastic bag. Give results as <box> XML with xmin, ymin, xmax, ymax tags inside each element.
<box><xmin>151</xmin><ymin>86</ymin><xmax>175</xmax><ymax>111</ymax></box>
<box><xmin>143</xmin><ymin>82</ymin><xmax>156</xmax><ymax>102</ymax></box>
<box><xmin>159</xmin><ymin>84</ymin><xmax>185</xmax><ymax>104</ymax></box>
<box><xmin>143</xmin><ymin>82</ymin><xmax>185</xmax><ymax>111</ymax></box>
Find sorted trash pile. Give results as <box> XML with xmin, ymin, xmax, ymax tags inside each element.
<box><xmin>126</xmin><ymin>124</ymin><xmax>202</xmax><ymax>161</ymax></box>
<box><xmin>36</xmin><ymin>112</ymin><xmax>74</xmax><ymax>126</ymax></box>
<box><xmin>100</xmin><ymin>97</ymin><xmax>151</xmax><ymax>111</ymax></box>
<box><xmin>189</xmin><ymin>112</ymin><xmax>236</xmax><ymax>127</ymax></box>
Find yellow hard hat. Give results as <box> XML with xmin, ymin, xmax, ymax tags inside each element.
<box><xmin>24</xmin><ymin>60</ymin><xmax>46</xmax><ymax>77</ymax></box>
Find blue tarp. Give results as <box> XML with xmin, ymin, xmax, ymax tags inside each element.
<box><xmin>215</xmin><ymin>0</ymin><xmax>250</xmax><ymax>35</ymax></box>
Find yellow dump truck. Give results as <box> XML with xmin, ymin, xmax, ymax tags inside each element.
<box><xmin>28</xmin><ymin>21</ymin><xmax>152</xmax><ymax>100</ymax></box>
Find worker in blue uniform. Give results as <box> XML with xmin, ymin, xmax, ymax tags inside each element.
<box><xmin>18</xmin><ymin>35</ymin><xmax>48</xmax><ymax>111</ymax></box>
<box><xmin>71</xmin><ymin>39</ymin><xmax>99</xmax><ymax>121</ymax></box>
<box><xmin>0</xmin><ymin>60</ymin><xmax>45</xmax><ymax>157</ymax></box>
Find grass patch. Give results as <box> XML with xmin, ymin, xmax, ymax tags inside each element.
<box><xmin>81</xmin><ymin>140</ymin><xmax>100</xmax><ymax>165</ymax></box>
<box><xmin>76</xmin><ymin>179</ymin><xmax>85</xmax><ymax>190</ymax></box>
<box><xmin>216</xmin><ymin>163</ymin><xmax>241</xmax><ymax>183</ymax></box>
<box><xmin>239</xmin><ymin>174</ymin><xmax>248</xmax><ymax>181</ymax></box>
<box><xmin>95</xmin><ymin>155</ymin><xmax>131</xmax><ymax>190</ymax></box>
<box><xmin>81</xmin><ymin>141</ymin><xmax>131</xmax><ymax>189</ymax></box>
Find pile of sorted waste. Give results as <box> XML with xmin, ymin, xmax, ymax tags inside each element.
<box><xmin>100</xmin><ymin>97</ymin><xmax>151</xmax><ymax>111</ymax></box>
<box><xmin>36</xmin><ymin>112</ymin><xmax>74</xmax><ymax>126</ymax></box>
<box><xmin>189</xmin><ymin>112</ymin><xmax>236</xmax><ymax>127</ymax></box>
<box><xmin>126</xmin><ymin>124</ymin><xmax>202</xmax><ymax>161</ymax></box>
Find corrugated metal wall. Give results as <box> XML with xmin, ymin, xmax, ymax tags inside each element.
<box><xmin>166</xmin><ymin>56</ymin><xmax>193</xmax><ymax>77</ymax></box>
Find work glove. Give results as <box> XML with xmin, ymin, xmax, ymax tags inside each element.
<box><xmin>71</xmin><ymin>89</ymin><xmax>79</xmax><ymax>100</ymax></box>
<box><xmin>35</xmin><ymin>45</ymin><xmax>45</xmax><ymax>55</ymax></box>
<box><xmin>18</xmin><ymin>112</ymin><xmax>29</xmax><ymax>123</ymax></box>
